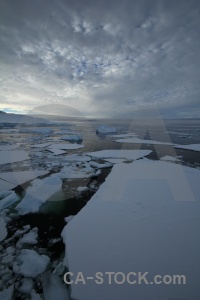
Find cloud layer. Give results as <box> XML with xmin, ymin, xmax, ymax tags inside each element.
<box><xmin>0</xmin><ymin>0</ymin><xmax>200</xmax><ymax>118</ymax></box>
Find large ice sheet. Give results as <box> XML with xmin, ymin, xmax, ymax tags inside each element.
<box><xmin>16</xmin><ymin>175</ymin><xmax>62</xmax><ymax>215</ymax></box>
<box><xmin>62</xmin><ymin>160</ymin><xmax>200</xmax><ymax>300</ymax></box>
<box><xmin>174</xmin><ymin>143</ymin><xmax>200</xmax><ymax>152</ymax></box>
<box><xmin>87</xmin><ymin>149</ymin><xmax>152</xmax><ymax>160</ymax></box>
<box><xmin>0</xmin><ymin>150</ymin><xmax>29</xmax><ymax>165</ymax></box>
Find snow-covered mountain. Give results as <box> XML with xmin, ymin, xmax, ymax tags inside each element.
<box><xmin>0</xmin><ymin>111</ymin><xmax>49</xmax><ymax>124</ymax></box>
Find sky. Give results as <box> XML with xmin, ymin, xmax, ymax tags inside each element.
<box><xmin>0</xmin><ymin>0</ymin><xmax>200</xmax><ymax>118</ymax></box>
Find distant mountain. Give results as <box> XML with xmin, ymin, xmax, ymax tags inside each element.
<box><xmin>0</xmin><ymin>111</ymin><xmax>49</xmax><ymax>124</ymax></box>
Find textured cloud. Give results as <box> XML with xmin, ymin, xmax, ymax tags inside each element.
<box><xmin>0</xmin><ymin>0</ymin><xmax>200</xmax><ymax>118</ymax></box>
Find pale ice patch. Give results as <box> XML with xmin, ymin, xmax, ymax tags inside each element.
<box><xmin>174</xmin><ymin>144</ymin><xmax>200</xmax><ymax>152</ymax></box>
<box><xmin>0</xmin><ymin>150</ymin><xmax>29</xmax><ymax>165</ymax></box>
<box><xmin>77</xmin><ymin>186</ymin><xmax>89</xmax><ymax>193</ymax></box>
<box><xmin>13</xmin><ymin>249</ymin><xmax>50</xmax><ymax>277</ymax></box>
<box><xmin>62</xmin><ymin>159</ymin><xmax>200</xmax><ymax>300</ymax></box>
<box><xmin>16</xmin><ymin>175</ymin><xmax>62</xmax><ymax>215</ymax></box>
<box><xmin>87</xmin><ymin>149</ymin><xmax>152</xmax><ymax>160</ymax></box>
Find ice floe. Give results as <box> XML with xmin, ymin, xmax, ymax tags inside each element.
<box><xmin>87</xmin><ymin>149</ymin><xmax>152</xmax><ymax>160</ymax></box>
<box><xmin>96</xmin><ymin>124</ymin><xmax>117</xmax><ymax>134</ymax></box>
<box><xmin>47</xmin><ymin>143</ymin><xmax>84</xmax><ymax>155</ymax></box>
<box><xmin>0</xmin><ymin>284</ymin><xmax>14</xmax><ymax>300</ymax></box>
<box><xmin>16</xmin><ymin>175</ymin><xmax>62</xmax><ymax>215</ymax></box>
<box><xmin>0</xmin><ymin>150</ymin><xmax>29</xmax><ymax>165</ymax></box>
<box><xmin>30</xmin><ymin>143</ymin><xmax>52</xmax><ymax>148</ymax></box>
<box><xmin>0</xmin><ymin>170</ymin><xmax>48</xmax><ymax>187</ymax></box>
<box><xmin>16</xmin><ymin>227</ymin><xmax>38</xmax><ymax>248</ymax></box>
<box><xmin>62</xmin><ymin>159</ymin><xmax>200</xmax><ymax>300</ymax></box>
<box><xmin>13</xmin><ymin>249</ymin><xmax>50</xmax><ymax>277</ymax></box>
<box><xmin>115</xmin><ymin>136</ymin><xmax>174</xmax><ymax>145</ymax></box>
<box><xmin>64</xmin><ymin>154</ymin><xmax>91</xmax><ymax>162</ymax></box>
<box><xmin>174</xmin><ymin>143</ymin><xmax>200</xmax><ymax>152</ymax></box>
<box><xmin>19</xmin><ymin>127</ymin><xmax>53</xmax><ymax>134</ymax></box>
<box><xmin>0</xmin><ymin>180</ymin><xmax>16</xmax><ymax>192</ymax></box>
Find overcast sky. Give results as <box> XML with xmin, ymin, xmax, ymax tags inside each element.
<box><xmin>0</xmin><ymin>0</ymin><xmax>200</xmax><ymax>118</ymax></box>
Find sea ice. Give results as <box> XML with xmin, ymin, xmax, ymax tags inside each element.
<box><xmin>47</xmin><ymin>143</ymin><xmax>84</xmax><ymax>155</ymax></box>
<box><xmin>87</xmin><ymin>149</ymin><xmax>152</xmax><ymax>160</ymax></box>
<box><xmin>16</xmin><ymin>228</ymin><xmax>38</xmax><ymax>247</ymax></box>
<box><xmin>18</xmin><ymin>278</ymin><xmax>33</xmax><ymax>294</ymax></box>
<box><xmin>19</xmin><ymin>127</ymin><xmax>53</xmax><ymax>134</ymax></box>
<box><xmin>160</xmin><ymin>155</ymin><xmax>181</xmax><ymax>162</ymax></box>
<box><xmin>13</xmin><ymin>249</ymin><xmax>50</xmax><ymax>277</ymax></box>
<box><xmin>0</xmin><ymin>170</ymin><xmax>48</xmax><ymax>186</ymax></box>
<box><xmin>62</xmin><ymin>159</ymin><xmax>200</xmax><ymax>300</ymax></box>
<box><xmin>16</xmin><ymin>175</ymin><xmax>62</xmax><ymax>215</ymax></box>
<box><xmin>64</xmin><ymin>154</ymin><xmax>91</xmax><ymax>162</ymax></box>
<box><xmin>0</xmin><ymin>150</ymin><xmax>29</xmax><ymax>165</ymax></box>
<box><xmin>0</xmin><ymin>145</ymin><xmax>18</xmax><ymax>151</ymax></box>
<box><xmin>115</xmin><ymin>136</ymin><xmax>173</xmax><ymax>145</ymax></box>
<box><xmin>0</xmin><ymin>284</ymin><xmax>14</xmax><ymax>300</ymax></box>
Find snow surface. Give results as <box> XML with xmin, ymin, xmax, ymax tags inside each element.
<box><xmin>174</xmin><ymin>143</ymin><xmax>200</xmax><ymax>152</ymax></box>
<box><xmin>16</xmin><ymin>175</ymin><xmax>62</xmax><ymax>215</ymax></box>
<box><xmin>0</xmin><ymin>150</ymin><xmax>29</xmax><ymax>165</ymax></box>
<box><xmin>115</xmin><ymin>136</ymin><xmax>174</xmax><ymax>145</ymax></box>
<box><xmin>64</xmin><ymin>154</ymin><xmax>91</xmax><ymax>162</ymax></box>
<box><xmin>96</xmin><ymin>124</ymin><xmax>117</xmax><ymax>134</ymax></box>
<box><xmin>0</xmin><ymin>217</ymin><xmax>7</xmax><ymax>241</ymax></box>
<box><xmin>62</xmin><ymin>159</ymin><xmax>200</xmax><ymax>300</ymax></box>
<box><xmin>87</xmin><ymin>149</ymin><xmax>152</xmax><ymax>160</ymax></box>
<box><xmin>13</xmin><ymin>249</ymin><xmax>50</xmax><ymax>277</ymax></box>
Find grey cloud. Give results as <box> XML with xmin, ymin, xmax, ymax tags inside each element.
<box><xmin>0</xmin><ymin>0</ymin><xmax>200</xmax><ymax>117</ymax></box>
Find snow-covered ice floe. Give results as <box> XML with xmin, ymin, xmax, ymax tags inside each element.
<box><xmin>13</xmin><ymin>249</ymin><xmax>49</xmax><ymax>277</ymax></box>
<box><xmin>174</xmin><ymin>143</ymin><xmax>200</xmax><ymax>152</ymax></box>
<box><xmin>115</xmin><ymin>136</ymin><xmax>174</xmax><ymax>145</ymax></box>
<box><xmin>64</xmin><ymin>154</ymin><xmax>91</xmax><ymax>162</ymax></box>
<box><xmin>58</xmin><ymin>163</ymin><xmax>98</xmax><ymax>179</ymax></box>
<box><xmin>16</xmin><ymin>175</ymin><xmax>62</xmax><ymax>215</ymax></box>
<box><xmin>87</xmin><ymin>149</ymin><xmax>152</xmax><ymax>160</ymax></box>
<box><xmin>0</xmin><ymin>150</ymin><xmax>29</xmax><ymax>165</ymax></box>
<box><xmin>42</xmin><ymin>272</ymin><xmax>70</xmax><ymax>300</ymax></box>
<box><xmin>30</xmin><ymin>143</ymin><xmax>52</xmax><ymax>148</ymax></box>
<box><xmin>96</xmin><ymin>124</ymin><xmax>117</xmax><ymax>134</ymax></box>
<box><xmin>62</xmin><ymin>159</ymin><xmax>200</xmax><ymax>300</ymax></box>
